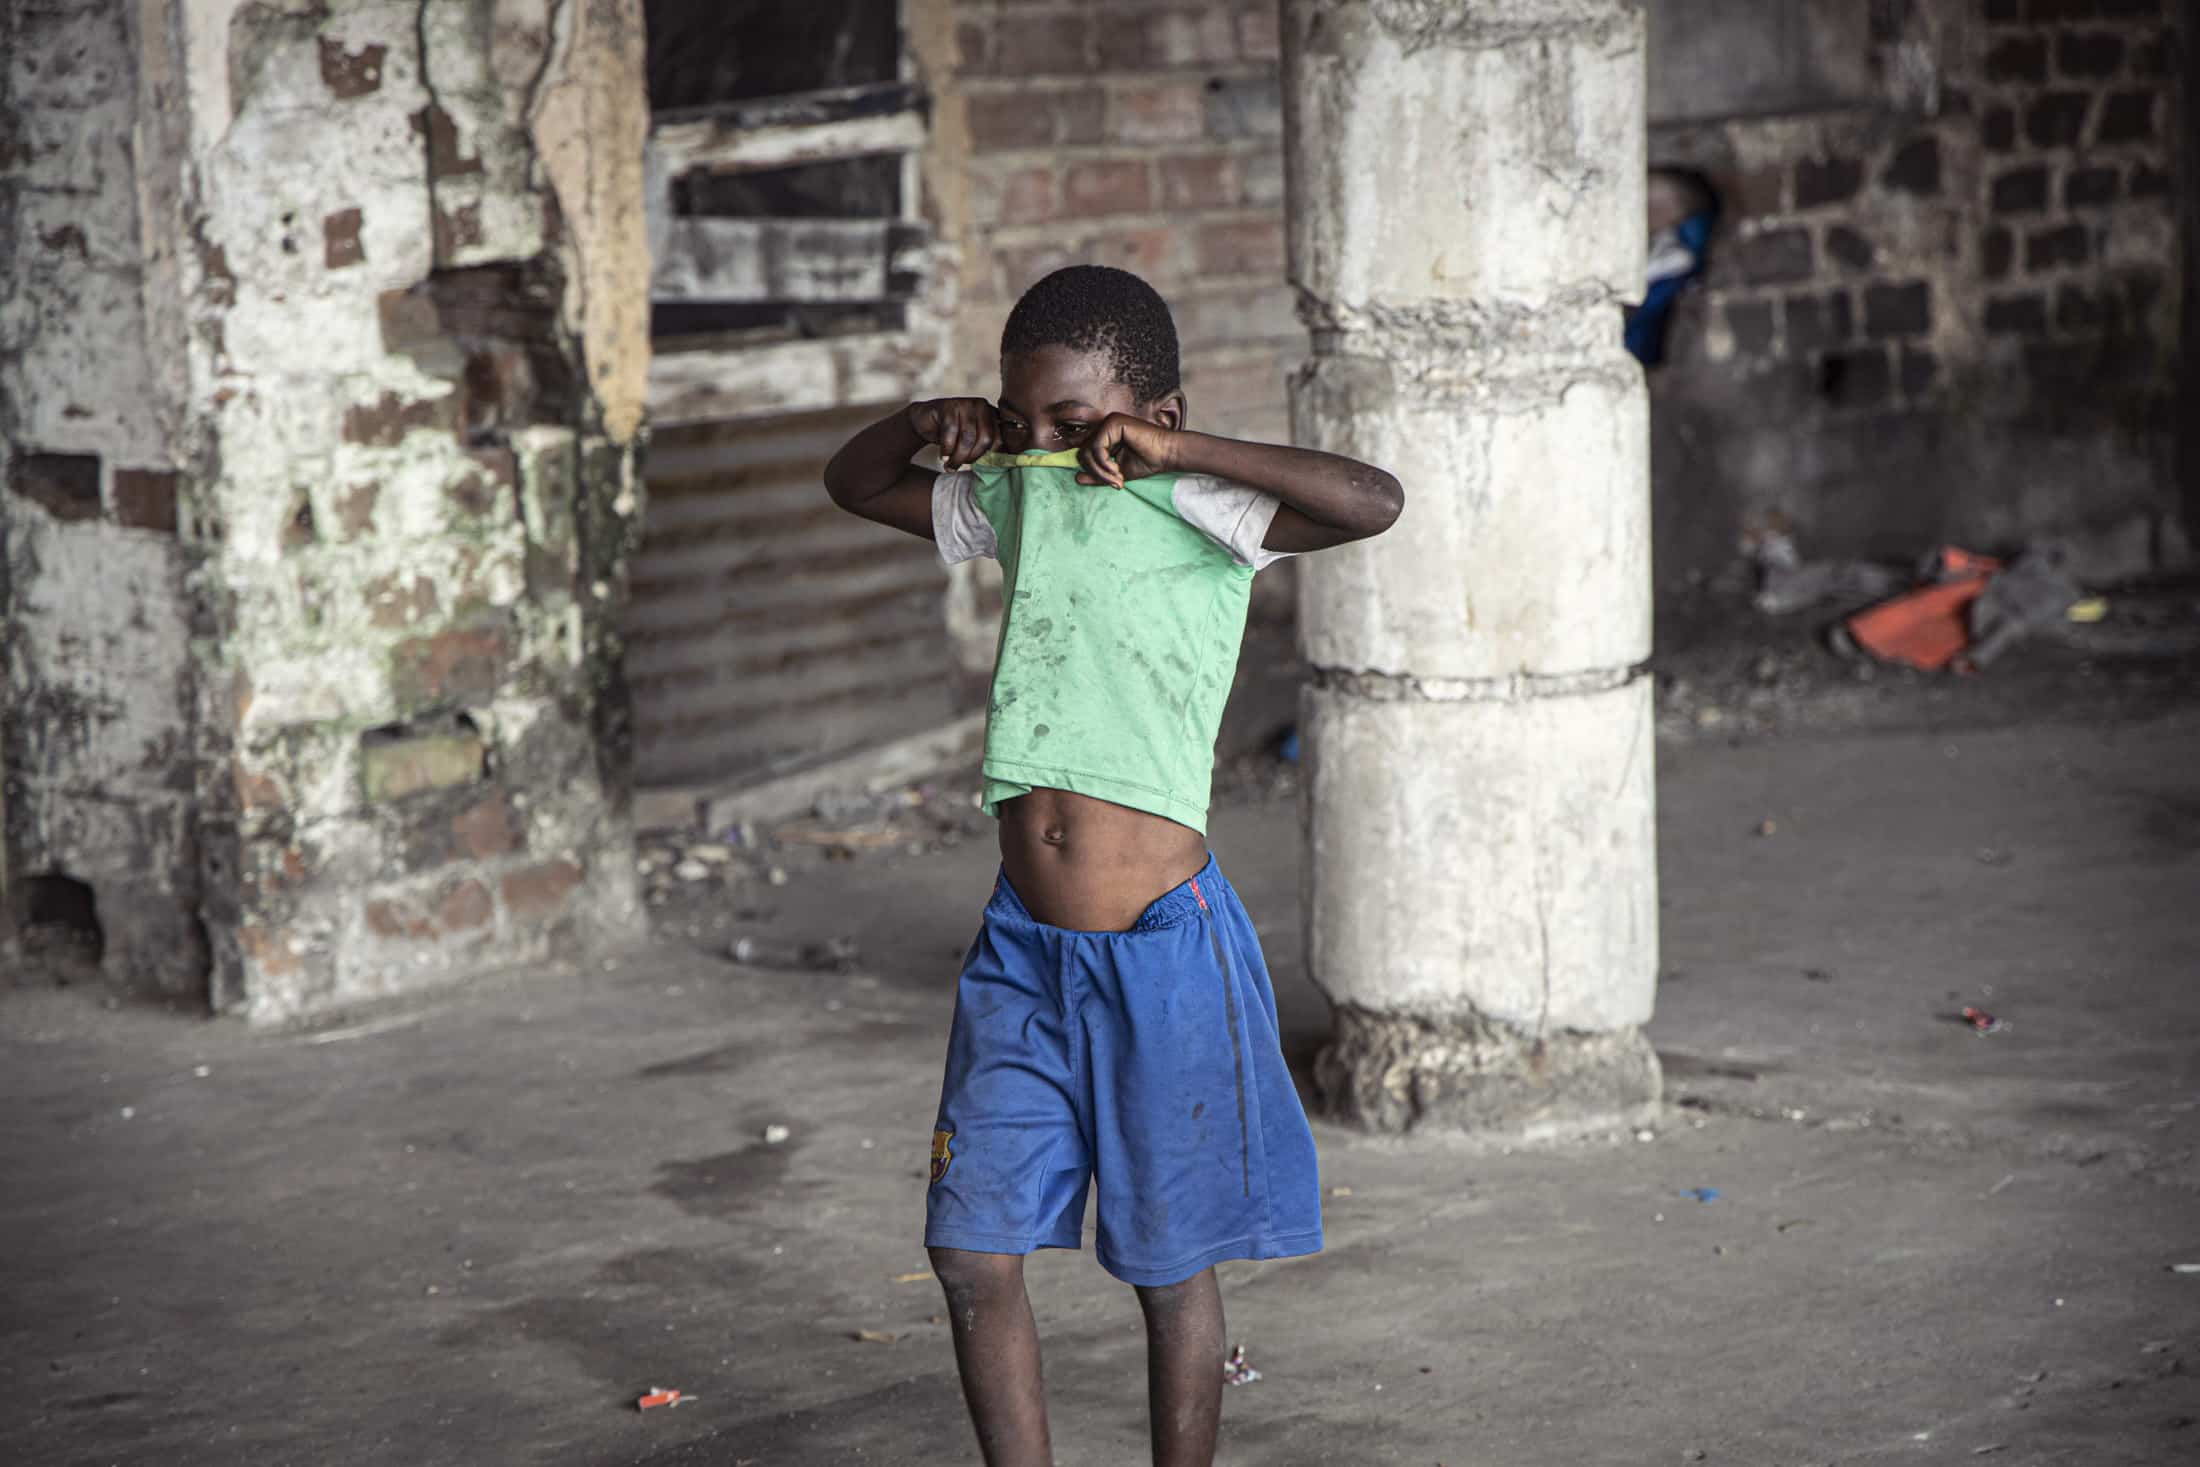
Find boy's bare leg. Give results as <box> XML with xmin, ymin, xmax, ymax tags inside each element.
<box><xmin>1135</xmin><ymin>1268</ymin><xmax>1226</xmax><ymax>1467</ymax></box>
<box><xmin>930</xmin><ymin>1246</ymin><xmax>1053</xmax><ymax>1466</ymax></box>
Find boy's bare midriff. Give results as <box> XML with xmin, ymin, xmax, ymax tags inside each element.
<box><xmin>998</xmin><ymin>788</ymin><xmax>1210</xmax><ymax>932</ymax></box>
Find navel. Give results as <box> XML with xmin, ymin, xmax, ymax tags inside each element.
<box><xmin>1040</xmin><ymin>824</ymin><xmax>1069</xmax><ymax>848</ymax></box>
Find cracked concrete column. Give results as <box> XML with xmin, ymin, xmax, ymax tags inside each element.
<box><xmin>1284</xmin><ymin>0</ymin><xmax>1660</xmax><ymax>1136</ymax></box>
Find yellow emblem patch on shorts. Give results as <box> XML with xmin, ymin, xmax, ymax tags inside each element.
<box><xmin>930</xmin><ymin>1127</ymin><xmax>954</xmax><ymax>1184</ymax></box>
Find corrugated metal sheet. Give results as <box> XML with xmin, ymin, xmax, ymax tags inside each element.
<box><xmin>626</xmin><ymin>405</ymin><xmax>956</xmax><ymax>790</ymax></box>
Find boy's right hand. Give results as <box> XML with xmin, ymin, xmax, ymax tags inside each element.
<box><xmin>907</xmin><ymin>398</ymin><xmax>999</xmax><ymax>471</ymax></box>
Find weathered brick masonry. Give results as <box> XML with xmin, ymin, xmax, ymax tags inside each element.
<box><xmin>938</xmin><ymin>0</ymin><xmax>2186</xmax><ymax>604</ymax></box>
<box><xmin>1649</xmin><ymin>0</ymin><xmax>2186</xmax><ymax>581</ymax></box>
<box><xmin>3</xmin><ymin>1</ymin><xmax>652</xmax><ymax>1021</ymax></box>
<box><xmin>7</xmin><ymin>1</ymin><xmax>2185</xmax><ymax>1011</ymax></box>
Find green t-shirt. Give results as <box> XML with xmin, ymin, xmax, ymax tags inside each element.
<box><xmin>933</xmin><ymin>449</ymin><xmax>1289</xmax><ymax>835</ymax></box>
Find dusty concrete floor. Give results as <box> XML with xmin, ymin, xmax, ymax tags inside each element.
<box><xmin>6</xmin><ymin>698</ymin><xmax>2200</xmax><ymax>1465</ymax></box>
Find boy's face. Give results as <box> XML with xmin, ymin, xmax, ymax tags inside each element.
<box><xmin>996</xmin><ymin>344</ymin><xmax>1184</xmax><ymax>455</ymax></box>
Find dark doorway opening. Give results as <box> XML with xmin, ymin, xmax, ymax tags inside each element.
<box><xmin>14</xmin><ymin>872</ymin><xmax>105</xmax><ymax>986</ymax></box>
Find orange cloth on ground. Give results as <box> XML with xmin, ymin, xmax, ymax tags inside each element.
<box><xmin>1843</xmin><ymin>548</ymin><xmax>2003</xmax><ymax>671</ymax></box>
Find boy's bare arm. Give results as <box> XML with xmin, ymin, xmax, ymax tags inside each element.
<box><xmin>1076</xmin><ymin>419</ymin><xmax>1403</xmax><ymax>552</ymax></box>
<box><xmin>823</xmin><ymin>399</ymin><xmax>1000</xmax><ymax>541</ymax></box>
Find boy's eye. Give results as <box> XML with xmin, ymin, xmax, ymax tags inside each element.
<box><xmin>1056</xmin><ymin>422</ymin><xmax>1089</xmax><ymax>438</ymax></box>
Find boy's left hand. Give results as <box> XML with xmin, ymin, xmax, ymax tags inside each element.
<box><xmin>1075</xmin><ymin>414</ymin><xmax>1177</xmax><ymax>489</ymax></box>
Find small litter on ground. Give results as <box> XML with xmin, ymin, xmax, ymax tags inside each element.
<box><xmin>761</xmin><ymin>1124</ymin><xmax>791</xmax><ymax>1145</ymax></box>
<box><xmin>1223</xmin><ymin>1345</ymin><xmax>1261</xmax><ymax>1386</ymax></box>
<box><xmin>890</xmin><ymin>1270</ymin><xmax>933</xmax><ymax>1284</ymax></box>
<box><xmin>1681</xmin><ymin>1187</ymin><xmax>1721</xmax><ymax>1203</ymax></box>
<box><xmin>1960</xmin><ymin>1006</ymin><xmax>2007</xmax><ymax>1035</ymax></box>
<box><xmin>728</xmin><ymin>935</ymin><xmax>861</xmax><ymax>972</ymax></box>
<box><xmin>851</xmin><ymin>1329</ymin><xmax>898</xmax><ymax>1344</ymax></box>
<box><xmin>636</xmin><ymin>1387</ymin><xmax>692</xmax><ymax>1411</ymax></box>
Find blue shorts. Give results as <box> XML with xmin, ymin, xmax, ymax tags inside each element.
<box><xmin>925</xmin><ymin>856</ymin><xmax>1323</xmax><ymax>1287</ymax></box>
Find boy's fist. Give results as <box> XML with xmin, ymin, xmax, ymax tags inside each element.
<box><xmin>908</xmin><ymin>398</ymin><xmax>999</xmax><ymax>470</ymax></box>
<box><xmin>1075</xmin><ymin>413</ymin><xmax>1176</xmax><ymax>489</ymax></box>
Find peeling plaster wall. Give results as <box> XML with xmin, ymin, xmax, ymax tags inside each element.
<box><xmin>187</xmin><ymin>0</ymin><xmax>649</xmax><ymax>1021</ymax></box>
<box><xmin>1</xmin><ymin>1</ymin><xmax>206</xmax><ymax>993</ymax></box>
<box><xmin>4</xmin><ymin>0</ymin><xmax>651</xmax><ymax>1020</ymax></box>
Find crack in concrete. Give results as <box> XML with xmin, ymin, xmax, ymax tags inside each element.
<box><xmin>1531</xmin><ymin>818</ymin><xmax>1553</xmax><ymax>1050</ymax></box>
<box><xmin>1365</xmin><ymin>0</ymin><xmax>1645</xmax><ymax>55</ymax></box>
<box><xmin>520</xmin><ymin>0</ymin><xmax>566</xmax><ymax>126</ymax></box>
<box><xmin>412</xmin><ymin>0</ymin><xmax>441</xmax><ymax>255</ymax></box>
<box><xmin>1309</xmin><ymin>659</ymin><xmax>1651</xmax><ymax>705</ymax></box>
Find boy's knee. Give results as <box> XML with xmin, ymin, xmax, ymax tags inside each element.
<box><xmin>1134</xmin><ymin>1268</ymin><xmax>1217</xmax><ymax>1319</ymax></box>
<box><xmin>928</xmin><ymin>1245</ymin><xmax>1023</xmax><ymax>1303</ymax></box>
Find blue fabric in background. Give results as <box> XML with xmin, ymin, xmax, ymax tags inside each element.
<box><xmin>1626</xmin><ymin>210</ymin><xmax>1715</xmax><ymax>367</ymax></box>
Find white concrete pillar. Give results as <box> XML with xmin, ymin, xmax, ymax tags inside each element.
<box><xmin>1284</xmin><ymin>0</ymin><xmax>1660</xmax><ymax>1136</ymax></box>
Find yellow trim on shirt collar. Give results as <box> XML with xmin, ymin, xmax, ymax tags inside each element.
<box><xmin>974</xmin><ymin>449</ymin><xmax>1084</xmax><ymax>468</ymax></box>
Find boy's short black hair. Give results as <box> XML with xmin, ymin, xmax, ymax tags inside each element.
<box><xmin>1000</xmin><ymin>265</ymin><xmax>1181</xmax><ymax>405</ymax></box>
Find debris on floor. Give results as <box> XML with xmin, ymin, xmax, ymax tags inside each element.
<box><xmin>761</xmin><ymin>1124</ymin><xmax>792</xmax><ymax>1145</ymax></box>
<box><xmin>775</xmin><ymin>823</ymin><xmax>907</xmax><ymax>853</ymax></box>
<box><xmin>636</xmin><ymin>781</ymin><xmax>993</xmax><ymax>907</ymax></box>
<box><xmin>636</xmin><ymin>1386</ymin><xmax>692</xmax><ymax>1410</ymax></box>
<box><xmin>1838</xmin><ymin>544</ymin><xmax>2086</xmax><ymax>673</ymax></box>
<box><xmin>1838</xmin><ymin>547</ymin><xmax>2004</xmax><ymax>671</ymax></box>
<box><xmin>727</xmin><ymin>935</ymin><xmax>861</xmax><ymax>972</ymax></box>
<box><xmin>851</xmin><ymin>1328</ymin><xmax>898</xmax><ymax>1344</ymax></box>
<box><xmin>1681</xmin><ymin>1187</ymin><xmax>1721</xmax><ymax>1203</ymax></box>
<box><xmin>1960</xmin><ymin>1006</ymin><xmax>2007</xmax><ymax>1035</ymax></box>
<box><xmin>1966</xmin><ymin>546</ymin><xmax>2087</xmax><ymax>669</ymax></box>
<box><xmin>1223</xmin><ymin>1345</ymin><xmax>1262</xmax><ymax>1386</ymax></box>
<box><xmin>1748</xmin><ymin>526</ymin><xmax>1902</xmax><ymax>616</ymax></box>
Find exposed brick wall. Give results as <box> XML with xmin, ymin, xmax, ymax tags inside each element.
<box><xmin>4</xmin><ymin>2</ymin><xmax>652</xmax><ymax>1021</ymax></box>
<box><xmin>926</xmin><ymin>0</ymin><xmax>2182</xmax><ymax>732</ymax></box>
<box><xmin>1648</xmin><ymin>0</ymin><xmax>2184</xmax><ymax>584</ymax></box>
<box><xmin>941</xmin><ymin>1</ymin><xmax>1299</xmax><ymax>447</ymax></box>
<box><xmin>183</xmin><ymin>3</ymin><xmax>650</xmax><ymax>1021</ymax></box>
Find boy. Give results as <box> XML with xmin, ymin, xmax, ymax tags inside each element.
<box><xmin>822</xmin><ymin>266</ymin><xmax>1402</xmax><ymax>1466</ymax></box>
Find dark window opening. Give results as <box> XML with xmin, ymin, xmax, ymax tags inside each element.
<box><xmin>644</xmin><ymin>0</ymin><xmax>899</xmax><ymax>111</ymax></box>
<box><xmin>651</xmin><ymin>300</ymin><xmax>910</xmax><ymax>346</ymax></box>
<box><xmin>644</xmin><ymin>0</ymin><xmax>920</xmax><ymax>347</ymax></box>
<box><xmin>677</xmin><ymin>155</ymin><xmax>900</xmax><ymax>221</ymax></box>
